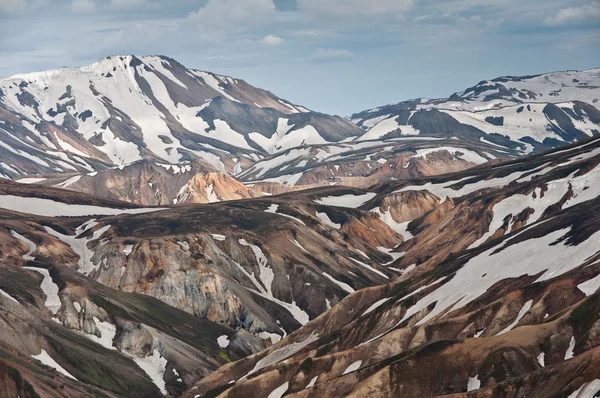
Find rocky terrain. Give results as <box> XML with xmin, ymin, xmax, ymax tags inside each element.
<box><xmin>1</xmin><ymin>59</ymin><xmax>600</xmax><ymax>398</ymax></box>
<box><xmin>184</xmin><ymin>135</ymin><xmax>600</xmax><ymax>397</ymax></box>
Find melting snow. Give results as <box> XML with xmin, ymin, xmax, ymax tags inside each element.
<box><xmin>567</xmin><ymin>379</ymin><xmax>600</xmax><ymax>398</ymax></box>
<box><xmin>31</xmin><ymin>349</ymin><xmax>77</xmax><ymax>380</ymax></box>
<box><xmin>315</xmin><ymin>193</ymin><xmax>376</xmax><ymax>208</ymax></box>
<box><xmin>361</xmin><ymin>298</ymin><xmax>391</xmax><ymax>317</ymax></box>
<box><xmin>322</xmin><ymin>272</ymin><xmax>355</xmax><ymax>293</ymax></box>
<box><xmin>10</xmin><ymin>230</ymin><xmax>36</xmax><ymax>260</ymax></box>
<box><xmin>537</xmin><ymin>352</ymin><xmax>545</xmax><ymax>367</ymax></box>
<box><xmin>24</xmin><ymin>267</ymin><xmax>61</xmax><ymax>315</ymax></box>
<box><xmin>565</xmin><ymin>336</ymin><xmax>576</xmax><ymax>360</ymax></box>
<box><xmin>243</xmin><ymin>332</ymin><xmax>319</xmax><ymax>379</ymax></box>
<box><xmin>267</xmin><ymin>382</ymin><xmax>289</xmax><ymax>398</ymax></box>
<box><xmin>349</xmin><ymin>257</ymin><xmax>389</xmax><ymax>279</ymax></box>
<box><xmin>46</xmin><ymin>223</ymin><xmax>111</xmax><ymax>276</ymax></box>
<box><xmin>578</xmin><ymin>274</ymin><xmax>600</xmax><ymax>296</ymax></box>
<box><xmin>342</xmin><ymin>360</ymin><xmax>362</xmax><ymax>375</ymax></box>
<box><xmin>217</xmin><ymin>335</ymin><xmax>230</xmax><ymax>348</ymax></box>
<box><xmin>265</xmin><ymin>204</ymin><xmax>305</xmax><ymax>225</ymax></box>
<box><xmin>206</xmin><ymin>183</ymin><xmax>220</xmax><ymax>203</ymax></box>
<box><xmin>0</xmin><ymin>289</ymin><xmax>19</xmax><ymax>305</ymax></box>
<box><xmin>306</xmin><ymin>375</ymin><xmax>318</xmax><ymax>388</ymax></box>
<box><xmin>131</xmin><ymin>349</ymin><xmax>168</xmax><ymax>395</ymax></box>
<box><xmin>496</xmin><ymin>300</ymin><xmax>533</xmax><ymax>335</ymax></box>
<box><xmin>239</xmin><ymin>239</ymin><xmax>310</xmax><ymax>325</ymax></box>
<box><xmin>0</xmin><ymin>195</ymin><xmax>165</xmax><ymax>217</ymax></box>
<box><xmin>398</xmin><ymin>227</ymin><xmax>600</xmax><ymax>327</ymax></box>
<box><xmin>467</xmin><ymin>375</ymin><xmax>481</xmax><ymax>391</ymax></box>
<box><xmin>316</xmin><ymin>211</ymin><xmax>341</xmax><ymax>229</ymax></box>
<box><xmin>211</xmin><ymin>234</ymin><xmax>227</xmax><ymax>241</ymax></box>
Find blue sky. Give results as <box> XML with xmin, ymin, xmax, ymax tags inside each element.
<box><xmin>1</xmin><ymin>0</ymin><xmax>599</xmax><ymax>115</ymax></box>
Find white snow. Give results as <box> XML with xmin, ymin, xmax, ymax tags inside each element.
<box><xmin>56</xmin><ymin>175</ymin><xmax>82</xmax><ymax>188</ymax></box>
<box><xmin>238</xmin><ymin>238</ymin><xmax>310</xmax><ymax>325</ymax></box>
<box><xmin>371</xmin><ymin>208</ymin><xmax>414</xmax><ymax>241</ymax></box>
<box><xmin>412</xmin><ymin>146</ymin><xmax>488</xmax><ymax>164</ymax></box>
<box><xmin>10</xmin><ymin>230</ymin><xmax>36</xmax><ymax>260</ymax></box>
<box><xmin>342</xmin><ymin>360</ymin><xmax>362</xmax><ymax>375</ymax></box>
<box><xmin>16</xmin><ymin>177</ymin><xmax>47</xmax><ymax>184</ymax></box>
<box><xmin>0</xmin><ymin>195</ymin><xmax>165</xmax><ymax>217</ymax></box>
<box><xmin>217</xmin><ymin>335</ymin><xmax>230</xmax><ymax>348</ymax></box>
<box><xmin>314</xmin><ymin>192</ymin><xmax>376</xmax><ymax>208</ymax></box>
<box><xmin>305</xmin><ymin>375</ymin><xmax>318</xmax><ymax>389</ymax></box>
<box><xmin>258</xmin><ymin>332</ymin><xmax>282</xmax><ymax>344</ymax></box>
<box><xmin>122</xmin><ymin>244</ymin><xmax>134</xmax><ymax>256</ymax></box>
<box><xmin>131</xmin><ymin>349</ymin><xmax>168</xmax><ymax>395</ymax></box>
<box><xmin>82</xmin><ymin>317</ymin><xmax>117</xmax><ymax>350</ymax></box>
<box><xmin>206</xmin><ymin>183</ymin><xmax>220</xmax><ymax>203</ymax></box>
<box><xmin>497</xmin><ymin>300</ymin><xmax>533</xmax><ymax>335</ymax></box>
<box><xmin>24</xmin><ymin>267</ymin><xmax>61</xmax><ymax>315</ymax></box>
<box><xmin>45</xmin><ymin>222</ymin><xmax>111</xmax><ymax>276</ymax></box>
<box><xmin>470</xmin><ymin>165</ymin><xmax>600</xmax><ymax>249</ymax></box>
<box><xmin>211</xmin><ymin>234</ymin><xmax>227</xmax><ymax>241</ymax></box>
<box><xmin>567</xmin><ymin>379</ymin><xmax>600</xmax><ymax>398</ymax></box>
<box><xmin>243</xmin><ymin>332</ymin><xmax>319</xmax><ymax>379</ymax></box>
<box><xmin>267</xmin><ymin>382</ymin><xmax>290</xmax><ymax>398</ymax></box>
<box><xmin>361</xmin><ymin>298</ymin><xmax>391</xmax><ymax>317</ymax></box>
<box><xmin>397</xmin><ymin>226</ymin><xmax>600</xmax><ymax>328</ymax></box>
<box><xmin>316</xmin><ymin>211</ymin><xmax>341</xmax><ymax>229</ymax></box>
<box><xmin>467</xmin><ymin>375</ymin><xmax>481</xmax><ymax>392</ymax></box>
<box><xmin>349</xmin><ymin>258</ymin><xmax>389</xmax><ymax>279</ymax></box>
<box><xmin>322</xmin><ymin>272</ymin><xmax>355</xmax><ymax>293</ymax></box>
<box><xmin>265</xmin><ymin>204</ymin><xmax>305</xmax><ymax>225</ymax></box>
<box><xmin>474</xmin><ymin>328</ymin><xmax>486</xmax><ymax>338</ymax></box>
<box><xmin>537</xmin><ymin>352</ymin><xmax>545</xmax><ymax>367</ymax></box>
<box><xmin>565</xmin><ymin>336</ymin><xmax>576</xmax><ymax>360</ymax></box>
<box><xmin>0</xmin><ymin>289</ymin><xmax>19</xmax><ymax>305</ymax></box>
<box><xmin>578</xmin><ymin>274</ymin><xmax>600</xmax><ymax>296</ymax></box>
<box><xmin>31</xmin><ymin>349</ymin><xmax>77</xmax><ymax>380</ymax></box>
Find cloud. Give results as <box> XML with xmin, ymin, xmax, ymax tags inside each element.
<box><xmin>544</xmin><ymin>1</ymin><xmax>600</xmax><ymax>26</ymax></box>
<box><xmin>71</xmin><ymin>0</ymin><xmax>96</xmax><ymax>14</ymax></box>
<box><xmin>309</xmin><ymin>48</ymin><xmax>355</xmax><ymax>61</ymax></box>
<box><xmin>109</xmin><ymin>0</ymin><xmax>147</xmax><ymax>9</ymax></box>
<box><xmin>297</xmin><ymin>0</ymin><xmax>414</xmax><ymax>18</ymax></box>
<box><xmin>262</xmin><ymin>34</ymin><xmax>284</xmax><ymax>45</ymax></box>
<box><xmin>0</xmin><ymin>0</ymin><xmax>46</xmax><ymax>15</ymax></box>
<box><xmin>188</xmin><ymin>0</ymin><xmax>276</xmax><ymax>30</ymax></box>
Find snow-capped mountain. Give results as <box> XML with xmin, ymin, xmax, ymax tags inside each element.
<box><xmin>352</xmin><ymin>68</ymin><xmax>600</xmax><ymax>153</ymax></box>
<box><xmin>0</xmin><ymin>55</ymin><xmax>362</xmax><ymax>179</ymax></box>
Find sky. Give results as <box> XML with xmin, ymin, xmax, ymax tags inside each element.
<box><xmin>0</xmin><ymin>0</ymin><xmax>599</xmax><ymax>116</ymax></box>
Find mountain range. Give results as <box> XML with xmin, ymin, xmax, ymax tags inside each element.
<box><xmin>0</xmin><ymin>56</ymin><xmax>599</xmax><ymax>398</ymax></box>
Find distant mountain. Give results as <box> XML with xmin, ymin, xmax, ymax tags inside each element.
<box><xmin>0</xmin><ymin>55</ymin><xmax>362</xmax><ymax>179</ymax></box>
<box><xmin>352</xmin><ymin>68</ymin><xmax>600</xmax><ymax>153</ymax></box>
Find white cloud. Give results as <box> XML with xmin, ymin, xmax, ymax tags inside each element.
<box><xmin>0</xmin><ymin>0</ymin><xmax>46</xmax><ymax>15</ymax></box>
<box><xmin>297</xmin><ymin>0</ymin><xmax>414</xmax><ymax>18</ymax></box>
<box><xmin>109</xmin><ymin>0</ymin><xmax>146</xmax><ymax>9</ymax></box>
<box><xmin>309</xmin><ymin>48</ymin><xmax>355</xmax><ymax>61</ymax></box>
<box><xmin>544</xmin><ymin>1</ymin><xmax>600</xmax><ymax>26</ymax></box>
<box><xmin>262</xmin><ymin>34</ymin><xmax>284</xmax><ymax>45</ymax></box>
<box><xmin>71</xmin><ymin>0</ymin><xmax>96</xmax><ymax>14</ymax></box>
<box><xmin>188</xmin><ymin>0</ymin><xmax>276</xmax><ymax>30</ymax></box>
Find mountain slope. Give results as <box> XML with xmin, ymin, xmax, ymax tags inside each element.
<box><xmin>184</xmin><ymin>135</ymin><xmax>600</xmax><ymax>398</ymax></box>
<box><xmin>352</xmin><ymin>68</ymin><xmax>600</xmax><ymax>154</ymax></box>
<box><xmin>0</xmin><ymin>55</ymin><xmax>362</xmax><ymax>179</ymax></box>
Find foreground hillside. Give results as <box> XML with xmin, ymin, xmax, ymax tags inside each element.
<box><xmin>185</xmin><ymin>135</ymin><xmax>600</xmax><ymax>397</ymax></box>
<box><xmin>1</xmin><ymin>134</ymin><xmax>599</xmax><ymax>397</ymax></box>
